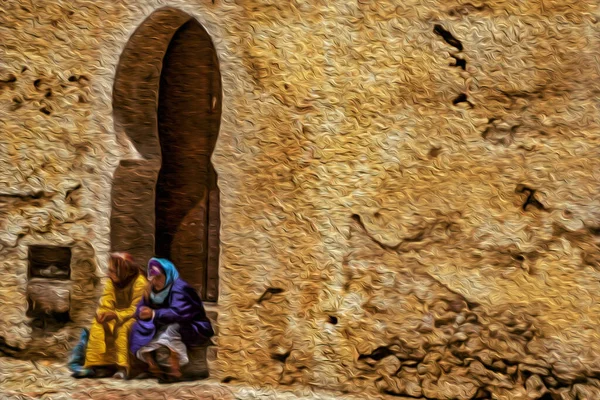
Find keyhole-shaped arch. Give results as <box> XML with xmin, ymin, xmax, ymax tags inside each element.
<box><xmin>110</xmin><ymin>7</ymin><xmax>221</xmax><ymax>301</ymax></box>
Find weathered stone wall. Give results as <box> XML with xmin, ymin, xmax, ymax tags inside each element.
<box><xmin>2</xmin><ymin>0</ymin><xmax>600</xmax><ymax>397</ymax></box>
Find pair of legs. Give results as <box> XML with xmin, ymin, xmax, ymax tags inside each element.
<box><xmin>140</xmin><ymin>346</ymin><xmax>182</xmax><ymax>381</ymax></box>
<box><xmin>136</xmin><ymin>323</ymin><xmax>188</xmax><ymax>382</ymax></box>
<box><xmin>82</xmin><ymin>318</ymin><xmax>135</xmax><ymax>379</ymax></box>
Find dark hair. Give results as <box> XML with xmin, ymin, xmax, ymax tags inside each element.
<box><xmin>109</xmin><ymin>252</ymin><xmax>140</xmax><ymax>288</ymax></box>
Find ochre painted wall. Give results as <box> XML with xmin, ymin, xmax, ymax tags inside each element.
<box><xmin>1</xmin><ymin>0</ymin><xmax>600</xmax><ymax>398</ymax></box>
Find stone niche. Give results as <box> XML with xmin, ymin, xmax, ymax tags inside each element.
<box><xmin>26</xmin><ymin>245</ymin><xmax>72</xmax><ymax>329</ymax></box>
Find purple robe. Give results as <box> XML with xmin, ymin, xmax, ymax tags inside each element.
<box><xmin>129</xmin><ymin>278</ymin><xmax>214</xmax><ymax>355</ymax></box>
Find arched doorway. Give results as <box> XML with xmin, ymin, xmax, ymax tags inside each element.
<box><xmin>110</xmin><ymin>8</ymin><xmax>221</xmax><ymax>302</ymax></box>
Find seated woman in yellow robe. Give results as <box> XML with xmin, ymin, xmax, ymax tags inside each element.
<box><xmin>76</xmin><ymin>252</ymin><xmax>147</xmax><ymax>379</ymax></box>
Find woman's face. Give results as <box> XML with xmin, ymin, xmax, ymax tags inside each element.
<box><xmin>108</xmin><ymin>261</ymin><xmax>119</xmax><ymax>283</ymax></box>
<box><xmin>150</xmin><ymin>269</ymin><xmax>166</xmax><ymax>291</ymax></box>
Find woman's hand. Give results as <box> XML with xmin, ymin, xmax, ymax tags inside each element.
<box><xmin>96</xmin><ymin>311</ymin><xmax>118</xmax><ymax>324</ymax></box>
<box><xmin>139</xmin><ymin>306</ymin><xmax>153</xmax><ymax>321</ymax></box>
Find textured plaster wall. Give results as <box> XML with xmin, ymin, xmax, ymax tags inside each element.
<box><xmin>1</xmin><ymin>0</ymin><xmax>600</xmax><ymax>398</ymax></box>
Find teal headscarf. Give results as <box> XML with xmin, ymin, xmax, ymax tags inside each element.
<box><xmin>148</xmin><ymin>257</ymin><xmax>180</xmax><ymax>304</ymax></box>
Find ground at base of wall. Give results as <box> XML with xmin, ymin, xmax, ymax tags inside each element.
<box><xmin>0</xmin><ymin>357</ymin><xmax>392</xmax><ymax>400</ymax></box>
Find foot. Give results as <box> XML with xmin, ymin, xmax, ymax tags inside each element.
<box><xmin>148</xmin><ymin>362</ymin><xmax>162</xmax><ymax>377</ymax></box>
<box><xmin>72</xmin><ymin>368</ymin><xmax>95</xmax><ymax>379</ymax></box>
<box><xmin>167</xmin><ymin>350</ymin><xmax>182</xmax><ymax>380</ymax></box>
<box><xmin>158</xmin><ymin>374</ymin><xmax>183</xmax><ymax>384</ymax></box>
<box><xmin>167</xmin><ymin>368</ymin><xmax>182</xmax><ymax>380</ymax></box>
<box><xmin>94</xmin><ymin>367</ymin><xmax>116</xmax><ymax>378</ymax></box>
<box><xmin>142</xmin><ymin>353</ymin><xmax>162</xmax><ymax>377</ymax></box>
<box><xmin>133</xmin><ymin>372</ymin><xmax>152</xmax><ymax>380</ymax></box>
<box><xmin>113</xmin><ymin>368</ymin><xmax>128</xmax><ymax>380</ymax></box>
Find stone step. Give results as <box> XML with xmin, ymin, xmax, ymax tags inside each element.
<box><xmin>207</xmin><ymin>345</ymin><xmax>218</xmax><ymax>372</ymax></box>
<box><xmin>207</xmin><ymin>345</ymin><xmax>218</xmax><ymax>363</ymax></box>
<box><xmin>204</xmin><ymin>303</ymin><xmax>219</xmax><ymax>374</ymax></box>
<box><xmin>182</xmin><ymin>346</ymin><xmax>208</xmax><ymax>378</ymax></box>
<box><xmin>203</xmin><ymin>302</ymin><xmax>219</xmax><ymax>337</ymax></box>
<box><xmin>180</xmin><ymin>346</ymin><xmax>218</xmax><ymax>378</ymax></box>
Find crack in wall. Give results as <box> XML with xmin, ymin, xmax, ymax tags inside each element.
<box><xmin>349</xmin><ymin>213</ymin><xmax>479</xmax><ymax>309</ymax></box>
<box><xmin>432</xmin><ymin>24</ymin><xmax>473</xmax><ymax>110</ymax></box>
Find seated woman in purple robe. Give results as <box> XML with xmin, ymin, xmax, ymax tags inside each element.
<box><xmin>129</xmin><ymin>258</ymin><xmax>214</xmax><ymax>382</ymax></box>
